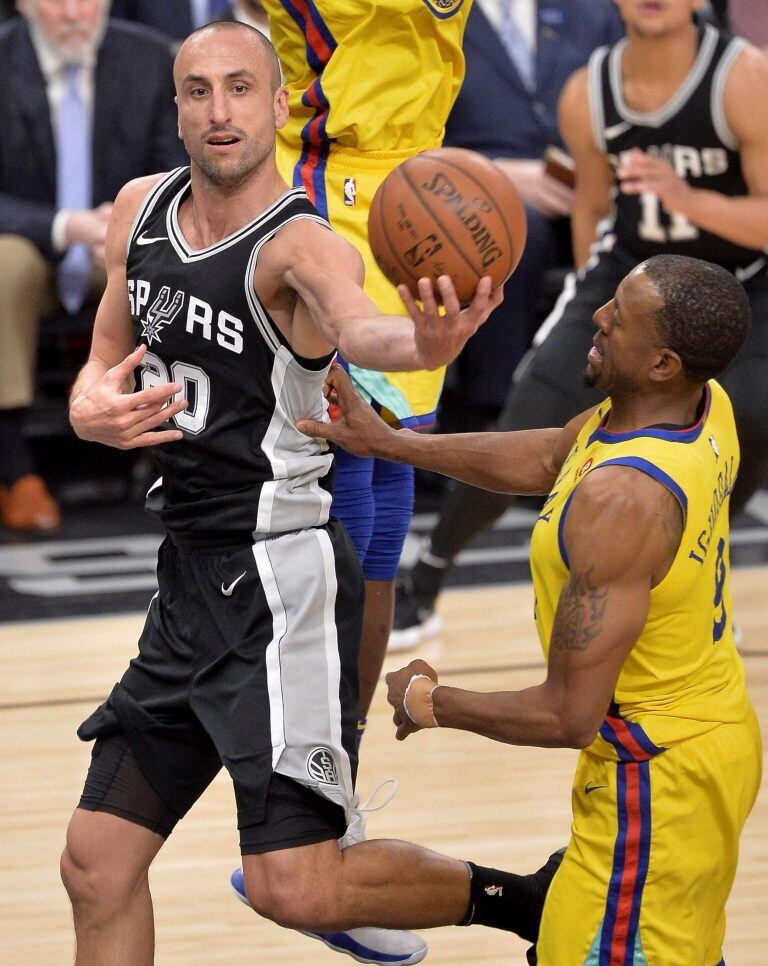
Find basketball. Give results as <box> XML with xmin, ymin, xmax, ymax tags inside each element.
<box><xmin>367</xmin><ymin>147</ymin><xmax>527</xmax><ymax>305</ymax></box>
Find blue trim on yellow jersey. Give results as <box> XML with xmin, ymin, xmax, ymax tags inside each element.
<box><xmin>597</xmin><ymin>457</ymin><xmax>688</xmax><ymax>523</ymax></box>
<box><xmin>398</xmin><ymin>411</ymin><xmax>437</xmax><ymax>429</ymax></box>
<box><xmin>556</xmin><ymin>457</ymin><xmax>688</xmax><ymax>569</ymax></box>
<box><xmin>283</xmin><ymin>0</ymin><xmax>337</xmax><ymax>218</ymax></box>
<box><xmin>587</xmin><ymin>384</ymin><xmax>711</xmax><ymax>447</ymax></box>
<box><xmin>557</xmin><ymin>489</ymin><xmax>577</xmax><ymax>569</ymax></box>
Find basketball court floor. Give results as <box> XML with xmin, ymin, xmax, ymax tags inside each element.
<box><xmin>2</xmin><ymin>494</ymin><xmax>766</xmax><ymax>964</ymax></box>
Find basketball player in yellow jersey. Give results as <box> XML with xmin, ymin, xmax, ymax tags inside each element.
<box><xmin>300</xmin><ymin>254</ymin><xmax>762</xmax><ymax>965</ymax></box>
<box><xmin>260</xmin><ymin>0</ymin><xmax>470</xmax><ymax>724</ymax></box>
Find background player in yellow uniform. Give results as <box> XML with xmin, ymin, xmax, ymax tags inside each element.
<box><xmin>300</xmin><ymin>254</ymin><xmax>762</xmax><ymax>965</ymax></box>
<box><xmin>262</xmin><ymin>0</ymin><xmax>470</xmax><ymax>724</ymax></box>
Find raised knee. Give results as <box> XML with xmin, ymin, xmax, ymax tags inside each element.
<box><xmin>244</xmin><ymin>876</ymin><xmax>342</xmax><ymax>932</ymax></box>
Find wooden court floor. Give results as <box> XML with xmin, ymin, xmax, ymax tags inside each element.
<box><xmin>1</xmin><ymin>571</ymin><xmax>766</xmax><ymax>965</ymax></box>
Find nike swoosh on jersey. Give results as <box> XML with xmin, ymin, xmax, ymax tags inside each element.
<box><xmin>584</xmin><ymin>782</ymin><xmax>608</xmax><ymax>795</ymax></box>
<box><xmin>135</xmin><ymin>232</ymin><xmax>169</xmax><ymax>246</ymax></box>
<box><xmin>221</xmin><ymin>572</ymin><xmax>247</xmax><ymax>596</ymax></box>
<box><xmin>603</xmin><ymin>120</ymin><xmax>632</xmax><ymax>140</ymax></box>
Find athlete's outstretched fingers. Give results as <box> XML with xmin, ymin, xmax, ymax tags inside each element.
<box><xmin>295</xmin><ymin>417</ymin><xmax>331</xmax><ymax>439</ymax></box>
<box><xmin>110</xmin><ymin>344</ymin><xmax>147</xmax><ymax>382</ymax></box>
<box><xmin>437</xmin><ymin>275</ymin><xmax>461</xmax><ymax>316</ymax></box>
<box><xmin>398</xmin><ymin>284</ymin><xmax>424</xmax><ymax>323</ymax></box>
<box><xmin>128</xmin><ymin>429</ymin><xmax>184</xmax><ymax>449</ymax></box>
<box><xmin>417</xmin><ymin>276</ymin><xmax>439</xmax><ymax>319</ymax></box>
<box><xmin>132</xmin><ymin>398</ymin><xmax>188</xmax><ymax>436</ymax></box>
<box><xmin>129</xmin><ymin>382</ymin><xmax>183</xmax><ymax>415</ymax></box>
<box><xmin>324</xmin><ymin>364</ymin><xmax>358</xmax><ymax>403</ymax></box>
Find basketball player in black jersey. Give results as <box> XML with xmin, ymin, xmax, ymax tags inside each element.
<box><xmin>394</xmin><ymin>0</ymin><xmax>768</xmax><ymax>647</ymax></box>
<box><xmin>59</xmin><ymin>21</ymin><xmax>511</xmax><ymax>966</ymax></box>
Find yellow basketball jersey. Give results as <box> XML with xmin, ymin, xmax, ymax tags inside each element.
<box><xmin>263</xmin><ymin>0</ymin><xmax>468</xmax><ymax>155</ymax></box>
<box><xmin>263</xmin><ymin>0</ymin><xmax>470</xmax><ymax>424</ymax></box>
<box><xmin>530</xmin><ymin>380</ymin><xmax>752</xmax><ymax>756</ymax></box>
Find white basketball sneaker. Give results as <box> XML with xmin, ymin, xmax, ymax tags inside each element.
<box><xmin>230</xmin><ymin>781</ymin><xmax>427</xmax><ymax>965</ymax></box>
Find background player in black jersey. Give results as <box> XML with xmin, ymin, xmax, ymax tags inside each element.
<box><xmin>394</xmin><ymin>0</ymin><xmax>768</xmax><ymax>645</ymax></box>
<box><xmin>58</xmin><ymin>22</ymin><xmax>513</xmax><ymax>966</ymax></box>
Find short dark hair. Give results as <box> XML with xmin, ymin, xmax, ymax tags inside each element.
<box><xmin>643</xmin><ymin>254</ymin><xmax>751</xmax><ymax>382</ymax></box>
<box><xmin>182</xmin><ymin>21</ymin><xmax>282</xmax><ymax>92</ymax></box>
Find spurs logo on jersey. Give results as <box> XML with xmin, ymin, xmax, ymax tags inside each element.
<box><xmin>128</xmin><ymin>279</ymin><xmax>245</xmax><ymax>354</ymax></box>
<box><xmin>136</xmin><ymin>285</ymin><xmax>184</xmax><ymax>345</ymax></box>
<box><xmin>124</xmin><ymin>167</ymin><xmax>336</xmax><ymax>539</ymax></box>
<box><xmin>589</xmin><ymin>24</ymin><xmax>765</xmax><ymax>273</ymax></box>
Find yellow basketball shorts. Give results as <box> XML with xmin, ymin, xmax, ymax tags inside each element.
<box><xmin>537</xmin><ymin>708</ymin><xmax>762</xmax><ymax>966</ymax></box>
<box><xmin>276</xmin><ymin>138</ymin><xmax>445</xmax><ymax>427</ymax></box>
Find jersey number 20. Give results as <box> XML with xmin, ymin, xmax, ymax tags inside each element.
<box><xmin>140</xmin><ymin>351</ymin><xmax>210</xmax><ymax>435</ymax></box>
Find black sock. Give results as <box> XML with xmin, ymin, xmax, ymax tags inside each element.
<box><xmin>459</xmin><ymin>847</ymin><xmax>566</xmax><ymax>942</ymax></box>
<box><xmin>0</xmin><ymin>409</ymin><xmax>33</xmax><ymax>486</ymax></box>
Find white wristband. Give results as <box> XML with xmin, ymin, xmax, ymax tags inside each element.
<box><xmin>403</xmin><ymin>674</ymin><xmax>440</xmax><ymax>728</ymax></box>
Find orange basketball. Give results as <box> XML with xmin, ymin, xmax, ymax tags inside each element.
<box><xmin>367</xmin><ymin>147</ymin><xmax>527</xmax><ymax>305</ymax></box>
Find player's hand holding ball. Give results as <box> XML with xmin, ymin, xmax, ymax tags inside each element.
<box><xmin>368</xmin><ymin>147</ymin><xmax>527</xmax><ymax>368</ymax></box>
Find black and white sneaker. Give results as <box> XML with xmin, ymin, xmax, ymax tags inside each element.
<box><xmin>388</xmin><ymin>575</ymin><xmax>442</xmax><ymax>652</ymax></box>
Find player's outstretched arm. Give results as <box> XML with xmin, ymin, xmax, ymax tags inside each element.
<box><xmin>387</xmin><ymin>467</ymin><xmax>682</xmax><ymax>746</ymax></box>
<box><xmin>268</xmin><ymin>222</ymin><xmax>502</xmax><ymax>372</ymax></box>
<box><xmin>69</xmin><ymin>176</ymin><xmax>188</xmax><ymax>449</ymax></box>
<box><xmin>297</xmin><ymin>365</ymin><xmax>592</xmax><ymax>495</ymax></box>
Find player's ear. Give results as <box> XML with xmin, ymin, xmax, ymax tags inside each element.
<box><xmin>274</xmin><ymin>85</ymin><xmax>289</xmax><ymax>130</ymax></box>
<box><xmin>649</xmin><ymin>348</ymin><xmax>683</xmax><ymax>384</ymax></box>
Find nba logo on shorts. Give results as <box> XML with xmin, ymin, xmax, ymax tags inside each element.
<box><xmin>344</xmin><ymin>178</ymin><xmax>357</xmax><ymax>206</ymax></box>
<box><xmin>307</xmin><ymin>747</ymin><xmax>339</xmax><ymax>784</ymax></box>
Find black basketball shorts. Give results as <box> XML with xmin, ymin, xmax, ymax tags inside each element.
<box><xmin>77</xmin><ymin>519</ymin><xmax>364</xmax><ymax>853</ymax></box>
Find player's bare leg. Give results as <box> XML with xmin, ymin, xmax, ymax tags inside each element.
<box><xmin>358</xmin><ymin>579</ymin><xmax>395</xmax><ymax>719</ymax></box>
<box><xmin>242</xmin><ymin>838</ymin><xmax>470</xmax><ymax>932</ymax></box>
<box><xmin>61</xmin><ymin>810</ymin><xmax>164</xmax><ymax>966</ymax></box>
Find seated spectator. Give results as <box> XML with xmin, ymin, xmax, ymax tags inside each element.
<box><xmin>0</xmin><ymin>0</ymin><xmax>184</xmax><ymax>532</ymax></box>
<box><xmin>436</xmin><ymin>0</ymin><xmax>623</xmax><ymax>435</ymax></box>
<box><xmin>110</xmin><ymin>0</ymin><xmax>267</xmax><ymax>43</ymax></box>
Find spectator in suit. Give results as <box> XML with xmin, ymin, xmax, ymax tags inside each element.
<box><xmin>110</xmin><ymin>0</ymin><xmax>267</xmax><ymax>43</ymax></box>
<box><xmin>0</xmin><ymin>0</ymin><xmax>185</xmax><ymax>531</ymax></box>
<box><xmin>436</xmin><ymin>0</ymin><xmax>623</xmax><ymax>434</ymax></box>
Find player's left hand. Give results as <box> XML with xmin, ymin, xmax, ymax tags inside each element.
<box><xmin>386</xmin><ymin>659</ymin><xmax>439</xmax><ymax>741</ymax></box>
<box><xmin>401</xmin><ymin>275</ymin><xmax>504</xmax><ymax>371</ymax></box>
<box><xmin>617</xmin><ymin>148</ymin><xmax>693</xmax><ymax>213</ymax></box>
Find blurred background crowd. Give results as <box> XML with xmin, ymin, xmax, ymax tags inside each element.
<box><xmin>0</xmin><ymin>0</ymin><xmax>765</xmax><ymax>578</ymax></box>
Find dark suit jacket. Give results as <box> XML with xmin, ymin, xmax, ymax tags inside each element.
<box><xmin>445</xmin><ymin>0</ymin><xmax>624</xmax><ymax>159</ymax></box>
<box><xmin>110</xmin><ymin>0</ymin><xmax>197</xmax><ymax>41</ymax></box>
<box><xmin>0</xmin><ymin>18</ymin><xmax>186</xmax><ymax>259</ymax></box>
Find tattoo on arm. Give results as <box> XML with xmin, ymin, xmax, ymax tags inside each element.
<box><xmin>551</xmin><ymin>566</ymin><xmax>609</xmax><ymax>652</ymax></box>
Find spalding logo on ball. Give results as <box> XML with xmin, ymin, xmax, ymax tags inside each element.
<box><xmin>367</xmin><ymin>147</ymin><xmax>527</xmax><ymax>305</ymax></box>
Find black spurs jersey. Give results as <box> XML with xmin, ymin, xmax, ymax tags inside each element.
<box><xmin>126</xmin><ymin>167</ymin><xmax>335</xmax><ymax>540</ymax></box>
<box><xmin>588</xmin><ymin>24</ymin><xmax>765</xmax><ymax>274</ymax></box>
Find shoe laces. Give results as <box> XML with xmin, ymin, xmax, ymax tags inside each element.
<box><xmin>340</xmin><ymin>778</ymin><xmax>398</xmax><ymax>849</ymax></box>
